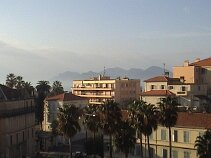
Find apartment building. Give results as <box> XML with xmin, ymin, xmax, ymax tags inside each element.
<box><xmin>141</xmin><ymin>75</ymin><xmax>207</xmax><ymax>107</ymax></box>
<box><xmin>173</xmin><ymin>57</ymin><xmax>211</xmax><ymax>98</ymax></box>
<box><xmin>43</xmin><ymin>92</ymin><xmax>88</xmax><ymax>132</ymax></box>
<box><xmin>0</xmin><ymin>84</ymin><xmax>35</xmax><ymax>158</ymax></box>
<box><xmin>141</xmin><ymin>112</ymin><xmax>211</xmax><ymax>158</ymax></box>
<box><xmin>72</xmin><ymin>75</ymin><xmax>140</xmax><ymax>105</ymax></box>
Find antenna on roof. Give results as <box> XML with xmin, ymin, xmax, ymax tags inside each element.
<box><xmin>163</xmin><ymin>63</ymin><xmax>166</xmax><ymax>76</ymax></box>
<box><xmin>103</xmin><ymin>66</ymin><xmax>106</xmax><ymax>76</ymax></box>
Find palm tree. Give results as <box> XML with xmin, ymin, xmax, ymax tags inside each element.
<box><xmin>141</xmin><ymin>103</ymin><xmax>158</xmax><ymax>158</ymax></box>
<box><xmin>129</xmin><ymin>100</ymin><xmax>158</xmax><ymax>158</ymax></box>
<box><xmin>6</xmin><ymin>73</ymin><xmax>17</xmax><ymax>88</ymax></box>
<box><xmin>57</xmin><ymin>104</ymin><xmax>81</xmax><ymax>158</ymax></box>
<box><xmin>129</xmin><ymin>100</ymin><xmax>145</xmax><ymax>158</ymax></box>
<box><xmin>50</xmin><ymin>81</ymin><xmax>64</xmax><ymax>96</ymax></box>
<box><xmin>114</xmin><ymin>120</ymin><xmax>136</xmax><ymax>158</ymax></box>
<box><xmin>158</xmin><ymin>96</ymin><xmax>178</xmax><ymax>158</ymax></box>
<box><xmin>100</xmin><ymin>100</ymin><xmax>122</xmax><ymax>158</ymax></box>
<box><xmin>195</xmin><ymin>130</ymin><xmax>211</xmax><ymax>158</ymax></box>
<box><xmin>23</xmin><ymin>82</ymin><xmax>34</xmax><ymax>97</ymax></box>
<box><xmin>15</xmin><ymin>76</ymin><xmax>25</xmax><ymax>89</ymax></box>
<box><xmin>83</xmin><ymin>105</ymin><xmax>101</xmax><ymax>158</ymax></box>
<box><xmin>35</xmin><ymin>81</ymin><xmax>51</xmax><ymax>129</ymax></box>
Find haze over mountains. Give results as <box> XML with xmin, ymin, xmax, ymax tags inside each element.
<box><xmin>51</xmin><ymin>66</ymin><xmax>172</xmax><ymax>90</ymax></box>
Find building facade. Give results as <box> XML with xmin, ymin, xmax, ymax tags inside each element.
<box><xmin>43</xmin><ymin>92</ymin><xmax>88</xmax><ymax>132</ymax></box>
<box><xmin>173</xmin><ymin>57</ymin><xmax>211</xmax><ymax>98</ymax></box>
<box><xmin>72</xmin><ymin>75</ymin><xmax>140</xmax><ymax>105</ymax></box>
<box><xmin>0</xmin><ymin>85</ymin><xmax>35</xmax><ymax>158</ymax></box>
<box><xmin>140</xmin><ymin>112</ymin><xmax>211</xmax><ymax>158</ymax></box>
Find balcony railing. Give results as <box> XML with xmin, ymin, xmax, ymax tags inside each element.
<box><xmin>72</xmin><ymin>87</ymin><xmax>114</xmax><ymax>91</ymax></box>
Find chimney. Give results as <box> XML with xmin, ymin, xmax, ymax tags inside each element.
<box><xmin>195</xmin><ymin>58</ymin><xmax>200</xmax><ymax>63</ymax></box>
<box><xmin>184</xmin><ymin>60</ymin><xmax>189</xmax><ymax>66</ymax></box>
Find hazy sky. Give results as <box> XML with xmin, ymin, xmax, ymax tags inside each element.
<box><xmin>0</xmin><ymin>0</ymin><xmax>211</xmax><ymax>84</ymax></box>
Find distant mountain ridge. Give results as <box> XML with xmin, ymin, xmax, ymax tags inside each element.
<box><xmin>51</xmin><ymin>66</ymin><xmax>172</xmax><ymax>90</ymax></box>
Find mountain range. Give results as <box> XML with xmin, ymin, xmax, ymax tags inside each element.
<box><xmin>51</xmin><ymin>66</ymin><xmax>172</xmax><ymax>90</ymax></box>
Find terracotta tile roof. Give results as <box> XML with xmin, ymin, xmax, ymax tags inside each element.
<box><xmin>190</xmin><ymin>57</ymin><xmax>211</xmax><ymax>66</ymax></box>
<box><xmin>46</xmin><ymin>92</ymin><xmax>87</xmax><ymax>101</ymax></box>
<box><xmin>144</xmin><ymin>76</ymin><xmax>181</xmax><ymax>84</ymax></box>
<box><xmin>141</xmin><ymin>90</ymin><xmax>175</xmax><ymax>96</ymax></box>
<box><xmin>176</xmin><ymin>112</ymin><xmax>211</xmax><ymax>129</ymax></box>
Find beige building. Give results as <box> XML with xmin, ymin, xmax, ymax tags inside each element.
<box><xmin>141</xmin><ymin>112</ymin><xmax>211</xmax><ymax>158</ymax></box>
<box><xmin>0</xmin><ymin>85</ymin><xmax>35</xmax><ymax>158</ymax></box>
<box><xmin>72</xmin><ymin>75</ymin><xmax>141</xmax><ymax>105</ymax></box>
<box><xmin>173</xmin><ymin>57</ymin><xmax>211</xmax><ymax>98</ymax></box>
<box><xmin>43</xmin><ymin>92</ymin><xmax>88</xmax><ymax>132</ymax></box>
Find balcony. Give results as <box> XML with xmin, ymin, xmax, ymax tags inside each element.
<box><xmin>177</xmin><ymin>91</ymin><xmax>187</xmax><ymax>96</ymax></box>
<box><xmin>78</xmin><ymin>94</ymin><xmax>114</xmax><ymax>98</ymax></box>
<box><xmin>72</xmin><ymin>86</ymin><xmax>114</xmax><ymax>91</ymax></box>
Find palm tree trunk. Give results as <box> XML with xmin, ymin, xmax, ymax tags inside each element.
<box><xmin>109</xmin><ymin>134</ymin><xmax>113</xmax><ymax>158</ymax></box>
<box><xmin>140</xmin><ymin>134</ymin><xmax>143</xmax><ymax>158</ymax></box>
<box><xmin>94</xmin><ymin>131</ymin><xmax>96</xmax><ymax>158</ymax></box>
<box><xmin>125</xmin><ymin>152</ymin><xmax>128</xmax><ymax>158</ymax></box>
<box><xmin>147</xmin><ymin>135</ymin><xmax>151</xmax><ymax>158</ymax></box>
<box><xmin>69</xmin><ymin>138</ymin><xmax>72</xmax><ymax>158</ymax></box>
<box><xmin>168</xmin><ymin>127</ymin><xmax>172</xmax><ymax>158</ymax></box>
<box><xmin>145</xmin><ymin>136</ymin><xmax>147</xmax><ymax>158</ymax></box>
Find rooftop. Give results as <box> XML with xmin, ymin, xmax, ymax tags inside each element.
<box><xmin>0</xmin><ymin>84</ymin><xmax>20</xmax><ymax>101</ymax></box>
<box><xmin>144</xmin><ymin>76</ymin><xmax>181</xmax><ymax>84</ymax></box>
<box><xmin>190</xmin><ymin>57</ymin><xmax>211</xmax><ymax>66</ymax></box>
<box><xmin>46</xmin><ymin>92</ymin><xmax>87</xmax><ymax>101</ymax></box>
<box><xmin>141</xmin><ymin>90</ymin><xmax>175</xmax><ymax>96</ymax></box>
<box><xmin>176</xmin><ymin>112</ymin><xmax>211</xmax><ymax>129</ymax></box>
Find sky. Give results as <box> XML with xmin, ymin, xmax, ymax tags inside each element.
<box><xmin>0</xmin><ymin>0</ymin><xmax>211</xmax><ymax>85</ymax></box>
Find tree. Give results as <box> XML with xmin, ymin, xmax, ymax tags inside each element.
<box><xmin>114</xmin><ymin>120</ymin><xmax>136</xmax><ymax>158</ymax></box>
<box><xmin>100</xmin><ymin>100</ymin><xmax>122</xmax><ymax>158</ymax></box>
<box><xmin>50</xmin><ymin>81</ymin><xmax>64</xmax><ymax>96</ymax></box>
<box><xmin>141</xmin><ymin>103</ymin><xmax>158</xmax><ymax>158</ymax></box>
<box><xmin>83</xmin><ymin>105</ymin><xmax>101</xmax><ymax>158</ymax></box>
<box><xmin>15</xmin><ymin>76</ymin><xmax>25</xmax><ymax>89</ymax></box>
<box><xmin>6</xmin><ymin>73</ymin><xmax>17</xmax><ymax>88</ymax></box>
<box><xmin>50</xmin><ymin>119</ymin><xmax>59</xmax><ymax>146</ymax></box>
<box><xmin>158</xmin><ymin>96</ymin><xmax>178</xmax><ymax>158</ymax></box>
<box><xmin>35</xmin><ymin>81</ymin><xmax>51</xmax><ymax>129</ymax></box>
<box><xmin>57</xmin><ymin>104</ymin><xmax>81</xmax><ymax>158</ymax></box>
<box><xmin>129</xmin><ymin>100</ymin><xmax>145</xmax><ymax>158</ymax></box>
<box><xmin>22</xmin><ymin>82</ymin><xmax>34</xmax><ymax>97</ymax></box>
<box><xmin>195</xmin><ymin>130</ymin><xmax>211</xmax><ymax>158</ymax></box>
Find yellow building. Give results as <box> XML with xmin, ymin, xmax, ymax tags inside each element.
<box><xmin>0</xmin><ymin>85</ymin><xmax>35</xmax><ymax>158</ymax></box>
<box><xmin>72</xmin><ymin>75</ymin><xmax>141</xmax><ymax>105</ymax></box>
<box><xmin>141</xmin><ymin>112</ymin><xmax>211</xmax><ymax>158</ymax></box>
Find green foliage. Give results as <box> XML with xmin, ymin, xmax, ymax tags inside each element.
<box><xmin>50</xmin><ymin>80</ymin><xmax>64</xmax><ymax>96</ymax></box>
<box><xmin>57</xmin><ymin>104</ymin><xmax>81</xmax><ymax>138</ymax></box>
<box><xmin>114</xmin><ymin>120</ymin><xmax>136</xmax><ymax>158</ymax></box>
<box><xmin>6</xmin><ymin>73</ymin><xmax>17</xmax><ymax>88</ymax></box>
<box><xmin>35</xmin><ymin>80</ymin><xmax>51</xmax><ymax>128</ymax></box>
<box><xmin>195</xmin><ymin>130</ymin><xmax>211</xmax><ymax>158</ymax></box>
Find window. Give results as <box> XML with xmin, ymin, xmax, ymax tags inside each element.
<box><xmin>162</xmin><ymin>149</ymin><xmax>168</xmax><ymax>158</ymax></box>
<box><xmin>169</xmin><ymin>86</ymin><xmax>174</xmax><ymax>90</ymax></box>
<box><xmin>173</xmin><ymin>130</ymin><xmax>178</xmax><ymax>142</ymax></box>
<box><xmin>181</xmin><ymin>86</ymin><xmax>186</xmax><ymax>91</ymax></box>
<box><xmin>172</xmin><ymin>150</ymin><xmax>178</xmax><ymax>158</ymax></box>
<box><xmin>161</xmin><ymin>85</ymin><xmax>165</xmax><ymax>89</ymax></box>
<box><xmin>198</xmin><ymin>86</ymin><xmax>201</xmax><ymax>91</ymax></box>
<box><xmin>22</xmin><ymin>131</ymin><xmax>25</xmax><ymax>141</ymax></box>
<box><xmin>149</xmin><ymin>147</ymin><xmax>154</xmax><ymax>157</ymax></box>
<box><xmin>161</xmin><ymin>129</ymin><xmax>167</xmax><ymax>140</ymax></box>
<box><xmin>184</xmin><ymin>131</ymin><xmax>189</xmax><ymax>143</ymax></box>
<box><xmin>151</xmin><ymin>85</ymin><xmax>155</xmax><ymax>90</ymax></box>
<box><xmin>184</xmin><ymin>151</ymin><xmax>190</xmax><ymax>158</ymax></box>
